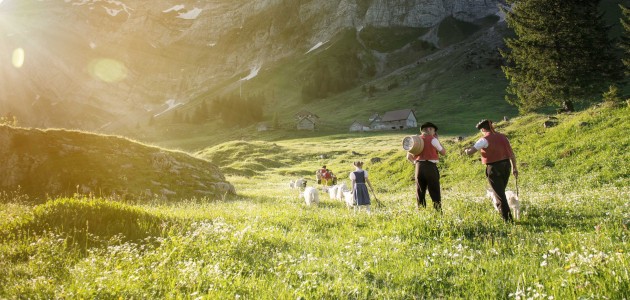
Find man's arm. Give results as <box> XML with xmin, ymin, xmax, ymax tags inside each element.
<box><xmin>464</xmin><ymin>147</ymin><xmax>478</xmax><ymax>156</ymax></box>
<box><xmin>465</xmin><ymin>138</ymin><xmax>487</xmax><ymax>156</ymax></box>
<box><xmin>432</xmin><ymin>138</ymin><xmax>446</xmax><ymax>156</ymax></box>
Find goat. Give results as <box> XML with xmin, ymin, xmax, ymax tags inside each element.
<box><xmin>335</xmin><ymin>182</ymin><xmax>349</xmax><ymax>201</ymax></box>
<box><xmin>486</xmin><ymin>188</ymin><xmax>520</xmax><ymax>220</ymax></box>
<box><xmin>292</xmin><ymin>178</ymin><xmax>307</xmax><ymax>189</ymax></box>
<box><xmin>328</xmin><ymin>184</ymin><xmax>339</xmax><ymax>199</ymax></box>
<box><xmin>343</xmin><ymin>191</ymin><xmax>354</xmax><ymax>208</ymax></box>
<box><xmin>302</xmin><ymin>186</ymin><xmax>319</xmax><ymax>206</ymax></box>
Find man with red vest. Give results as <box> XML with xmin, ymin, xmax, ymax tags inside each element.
<box><xmin>406</xmin><ymin>122</ymin><xmax>446</xmax><ymax>212</ymax></box>
<box><xmin>464</xmin><ymin>119</ymin><xmax>518</xmax><ymax>222</ymax></box>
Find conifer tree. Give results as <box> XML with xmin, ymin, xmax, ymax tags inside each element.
<box><xmin>621</xmin><ymin>4</ymin><xmax>630</xmax><ymax>75</ymax></box>
<box><xmin>272</xmin><ymin>112</ymin><xmax>279</xmax><ymax>129</ymax></box>
<box><xmin>501</xmin><ymin>0</ymin><xmax>623</xmax><ymax>112</ymax></box>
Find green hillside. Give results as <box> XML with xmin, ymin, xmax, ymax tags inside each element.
<box><xmin>196</xmin><ymin>104</ymin><xmax>629</xmax><ymax>193</ymax></box>
<box><xmin>1</xmin><ymin>104</ymin><xmax>628</xmax><ymax>298</ymax></box>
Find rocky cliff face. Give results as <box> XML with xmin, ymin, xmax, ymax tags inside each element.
<box><xmin>0</xmin><ymin>0</ymin><xmax>503</xmax><ymax>130</ymax></box>
<box><xmin>360</xmin><ymin>0</ymin><xmax>500</xmax><ymax>27</ymax></box>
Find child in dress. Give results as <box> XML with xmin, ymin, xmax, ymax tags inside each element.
<box><xmin>349</xmin><ymin>161</ymin><xmax>374</xmax><ymax>213</ymax></box>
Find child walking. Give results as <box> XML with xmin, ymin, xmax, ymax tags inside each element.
<box><xmin>349</xmin><ymin>161</ymin><xmax>374</xmax><ymax>213</ymax></box>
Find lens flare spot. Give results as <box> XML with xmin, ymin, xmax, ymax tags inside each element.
<box><xmin>88</xmin><ymin>58</ymin><xmax>128</xmax><ymax>83</ymax></box>
<box><xmin>12</xmin><ymin>48</ymin><xmax>25</xmax><ymax>68</ymax></box>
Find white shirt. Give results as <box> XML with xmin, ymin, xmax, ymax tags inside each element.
<box><xmin>349</xmin><ymin>169</ymin><xmax>368</xmax><ymax>180</ymax></box>
<box><xmin>473</xmin><ymin>138</ymin><xmax>489</xmax><ymax>150</ymax></box>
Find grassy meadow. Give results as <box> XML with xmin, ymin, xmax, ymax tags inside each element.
<box><xmin>1</xmin><ymin>105</ymin><xmax>629</xmax><ymax>299</ymax></box>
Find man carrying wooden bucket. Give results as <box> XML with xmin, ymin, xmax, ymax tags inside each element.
<box><xmin>406</xmin><ymin>122</ymin><xmax>447</xmax><ymax>212</ymax></box>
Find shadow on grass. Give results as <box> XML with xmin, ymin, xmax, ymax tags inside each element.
<box><xmin>2</xmin><ymin>198</ymin><xmax>168</xmax><ymax>255</ymax></box>
<box><xmin>520</xmin><ymin>205</ymin><xmax>606</xmax><ymax>232</ymax></box>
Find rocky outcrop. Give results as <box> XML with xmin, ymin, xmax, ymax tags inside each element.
<box><xmin>360</xmin><ymin>0</ymin><xmax>500</xmax><ymax>27</ymax></box>
<box><xmin>0</xmin><ymin>125</ymin><xmax>235</xmax><ymax>202</ymax></box>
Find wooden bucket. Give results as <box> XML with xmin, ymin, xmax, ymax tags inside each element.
<box><xmin>402</xmin><ymin>136</ymin><xmax>424</xmax><ymax>155</ymax></box>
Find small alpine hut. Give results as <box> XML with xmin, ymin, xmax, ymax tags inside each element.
<box><xmin>349</xmin><ymin>121</ymin><xmax>370</xmax><ymax>132</ymax></box>
<box><xmin>257</xmin><ymin>122</ymin><xmax>270</xmax><ymax>132</ymax></box>
<box><xmin>295</xmin><ymin>110</ymin><xmax>319</xmax><ymax>131</ymax></box>
<box><xmin>378</xmin><ymin>109</ymin><xmax>417</xmax><ymax>130</ymax></box>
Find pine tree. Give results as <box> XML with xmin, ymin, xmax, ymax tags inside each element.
<box><xmin>272</xmin><ymin>112</ymin><xmax>279</xmax><ymax>129</ymax></box>
<box><xmin>621</xmin><ymin>4</ymin><xmax>630</xmax><ymax>75</ymax></box>
<box><xmin>501</xmin><ymin>0</ymin><xmax>623</xmax><ymax>112</ymax></box>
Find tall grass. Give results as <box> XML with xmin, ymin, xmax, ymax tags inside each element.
<box><xmin>0</xmin><ymin>105</ymin><xmax>628</xmax><ymax>298</ymax></box>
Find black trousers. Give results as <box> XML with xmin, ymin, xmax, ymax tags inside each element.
<box><xmin>415</xmin><ymin>161</ymin><xmax>441</xmax><ymax>211</ymax></box>
<box><xmin>486</xmin><ymin>159</ymin><xmax>514</xmax><ymax>222</ymax></box>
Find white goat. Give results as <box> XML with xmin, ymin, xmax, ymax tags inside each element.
<box><xmin>292</xmin><ymin>178</ymin><xmax>307</xmax><ymax>189</ymax></box>
<box><xmin>486</xmin><ymin>188</ymin><xmax>520</xmax><ymax>220</ymax></box>
<box><xmin>335</xmin><ymin>182</ymin><xmax>349</xmax><ymax>201</ymax></box>
<box><xmin>302</xmin><ymin>186</ymin><xmax>319</xmax><ymax>206</ymax></box>
<box><xmin>343</xmin><ymin>191</ymin><xmax>354</xmax><ymax>208</ymax></box>
<box><xmin>328</xmin><ymin>185</ymin><xmax>339</xmax><ymax>199</ymax></box>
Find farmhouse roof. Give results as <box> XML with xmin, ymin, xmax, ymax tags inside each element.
<box><xmin>294</xmin><ymin>110</ymin><xmax>319</xmax><ymax>119</ymax></box>
<box><xmin>369</xmin><ymin>113</ymin><xmax>381</xmax><ymax>122</ymax></box>
<box><xmin>380</xmin><ymin>109</ymin><xmax>415</xmax><ymax>122</ymax></box>
<box><xmin>351</xmin><ymin>120</ymin><xmax>369</xmax><ymax>127</ymax></box>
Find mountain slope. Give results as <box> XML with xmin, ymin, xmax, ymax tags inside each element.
<box><xmin>1</xmin><ymin>0</ymin><xmax>626</xmax><ymax>138</ymax></box>
<box><xmin>370</xmin><ymin>104</ymin><xmax>630</xmax><ymax>192</ymax></box>
<box><xmin>0</xmin><ymin>0</ymin><xmax>505</xmax><ymax>132</ymax></box>
<box><xmin>195</xmin><ymin>104</ymin><xmax>629</xmax><ymax>195</ymax></box>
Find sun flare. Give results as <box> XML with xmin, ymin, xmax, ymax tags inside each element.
<box><xmin>11</xmin><ymin>47</ymin><xmax>24</xmax><ymax>68</ymax></box>
<box><xmin>88</xmin><ymin>58</ymin><xmax>128</xmax><ymax>83</ymax></box>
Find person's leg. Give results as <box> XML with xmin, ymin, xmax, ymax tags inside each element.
<box><xmin>425</xmin><ymin>163</ymin><xmax>442</xmax><ymax>212</ymax></box>
<box><xmin>486</xmin><ymin>161</ymin><xmax>513</xmax><ymax>222</ymax></box>
<box><xmin>415</xmin><ymin>162</ymin><xmax>427</xmax><ymax>208</ymax></box>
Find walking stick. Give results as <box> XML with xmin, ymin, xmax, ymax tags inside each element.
<box><xmin>369</xmin><ymin>186</ymin><xmax>385</xmax><ymax>208</ymax></box>
<box><xmin>515</xmin><ymin>176</ymin><xmax>519</xmax><ymax>197</ymax></box>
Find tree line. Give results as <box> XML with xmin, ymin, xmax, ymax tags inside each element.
<box><xmin>150</xmin><ymin>94</ymin><xmax>265</xmax><ymax>127</ymax></box>
<box><xmin>301</xmin><ymin>53</ymin><xmax>363</xmax><ymax>103</ymax></box>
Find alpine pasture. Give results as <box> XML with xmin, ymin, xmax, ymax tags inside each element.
<box><xmin>1</xmin><ymin>105</ymin><xmax>629</xmax><ymax>299</ymax></box>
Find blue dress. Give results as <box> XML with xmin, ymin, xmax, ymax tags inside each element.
<box><xmin>352</xmin><ymin>170</ymin><xmax>371</xmax><ymax>206</ymax></box>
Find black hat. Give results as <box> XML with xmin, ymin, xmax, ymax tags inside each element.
<box><xmin>420</xmin><ymin>122</ymin><xmax>438</xmax><ymax>131</ymax></box>
<box><xmin>476</xmin><ymin>119</ymin><xmax>491</xmax><ymax>130</ymax></box>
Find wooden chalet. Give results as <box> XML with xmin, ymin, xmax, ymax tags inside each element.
<box><xmin>371</xmin><ymin>109</ymin><xmax>417</xmax><ymax>130</ymax></box>
<box><xmin>349</xmin><ymin>121</ymin><xmax>371</xmax><ymax>132</ymax></box>
<box><xmin>294</xmin><ymin>110</ymin><xmax>319</xmax><ymax>131</ymax></box>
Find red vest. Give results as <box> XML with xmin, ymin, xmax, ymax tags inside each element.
<box><xmin>415</xmin><ymin>135</ymin><xmax>439</xmax><ymax>161</ymax></box>
<box><xmin>480</xmin><ymin>132</ymin><xmax>513</xmax><ymax>164</ymax></box>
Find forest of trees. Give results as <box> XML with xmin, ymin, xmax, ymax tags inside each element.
<box><xmin>300</xmin><ymin>53</ymin><xmax>363</xmax><ymax>103</ymax></box>
<box><xmin>155</xmin><ymin>94</ymin><xmax>265</xmax><ymax>128</ymax></box>
<box><xmin>209</xmin><ymin>94</ymin><xmax>265</xmax><ymax>127</ymax></box>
